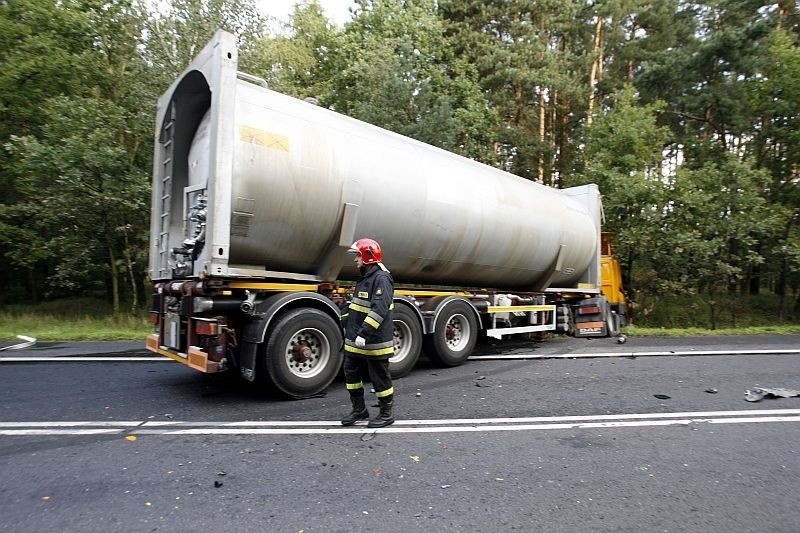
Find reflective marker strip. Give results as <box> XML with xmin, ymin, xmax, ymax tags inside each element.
<box><xmin>375</xmin><ymin>387</ymin><xmax>394</xmax><ymax>398</ymax></box>
<box><xmin>344</xmin><ymin>345</ymin><xmax>394</xmax><ymax>356</ymax></box>
<box><xmin>349</xmin><ymin>302</ymin><xmax>370</xmax><ymax>313</ymax></box>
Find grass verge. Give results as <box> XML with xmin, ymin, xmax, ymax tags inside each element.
<box><xmin>2</xmin><ymin>313</ymin><xmax>800</xmax><ymax>342</ymax></box>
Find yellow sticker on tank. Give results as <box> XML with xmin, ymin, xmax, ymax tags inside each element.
<box><xmin>239</xmin><ymin>125</ymin><xmax>290</xmax><ymax>152</ymax></box>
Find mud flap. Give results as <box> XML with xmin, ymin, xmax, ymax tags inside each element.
<box><xmin>239</xmin><ymin>340</ymin><xmax>258</xmax><ymax>381</ymax></box>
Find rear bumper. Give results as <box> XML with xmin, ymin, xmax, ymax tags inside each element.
<box><xmin>145</xmin><ymin>334</ymin><xmax>224</xmax><ymax>373</ymax></box>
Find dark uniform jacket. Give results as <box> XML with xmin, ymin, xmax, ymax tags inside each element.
<box><xmin>341</xmin><ymin>265</ymin><xmax>395</xmax><ymax>360</ymax></box>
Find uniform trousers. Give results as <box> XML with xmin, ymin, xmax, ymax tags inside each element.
<box><xmin>343</xmin><ymin>354</ymin><xmax>393</xmax><ymax>397</ymax></box>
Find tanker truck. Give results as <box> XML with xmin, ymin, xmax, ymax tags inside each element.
<box><xmin>146</xmin><ymin>31</ymin><xmax>628</xmax><ymax>399</ymax></box>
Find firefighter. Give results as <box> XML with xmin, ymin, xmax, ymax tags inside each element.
<box><xmin>340</xmin><ymin>238</ymin><xmax>395</xmax><ymax>428</ymax></box>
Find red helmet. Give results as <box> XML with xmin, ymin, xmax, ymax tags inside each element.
<box><xmin>348</xmin><ymin>238</ymin><xmax>382</xmax><ymax>265</ymax></box>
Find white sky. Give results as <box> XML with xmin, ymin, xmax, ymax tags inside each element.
<box><xmin>257</xmin><ymin>0</ymin><xmax>356</xmax><ymax>27</ymax></box>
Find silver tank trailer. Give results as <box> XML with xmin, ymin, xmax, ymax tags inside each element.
<box><xmin>151</xmin><ymin>31</ymin><xmax>600</xmax><ymax>291</ymax></box>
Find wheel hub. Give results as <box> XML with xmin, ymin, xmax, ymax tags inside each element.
<box><xmin>290</xmin><ymin>341</ymin><xmax>313</xmax><ymax>364</ymax></box>
<box><xmin>446</xmin><ymin>322</ymin><xmax>459</xmax><ymax>341</ymax></box>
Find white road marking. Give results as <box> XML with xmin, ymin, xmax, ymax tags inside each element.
<box><xmin>2</xmin><ymin>409</ymin><xmax>799</xmax><ymax>436</ymax></box>
<box><xmin>469</xmin><ymin>349</ymin><xmax>800</xmax><ymax>360</ymax></box>
<box><xmin>0</xmin><ymin>335</ymin><xmax>36</xmax><ymax>351</ymax></box>
<box><xmin>0</xmin><ymin>429</ymin><xmax>123</xmax><ymax>435</ymax></box>
<box><xmin>2</xmin><ymin>348</ymin><xmax>798</xmax><ymax>363</ymax></box>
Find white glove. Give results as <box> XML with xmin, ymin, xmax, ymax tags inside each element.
<box><xmin>355</xmin><ymin>336</ymin><xmax>366</xmax><ymax>348</ymax></box>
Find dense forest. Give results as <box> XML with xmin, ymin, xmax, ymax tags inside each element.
<box><xmin>1</xmin><ymin>0</ymin><xmax>799</xmax><ymax>324</ymax></box>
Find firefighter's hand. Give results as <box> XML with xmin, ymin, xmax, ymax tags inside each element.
<box><xmin>355</xmin><ymin>336</ymin><xmax>366</xmax><ymax>348</ymax></box>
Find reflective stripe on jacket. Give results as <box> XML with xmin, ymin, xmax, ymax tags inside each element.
<box><xmin>341</xmin><ymin>265</ymin><xmax>394</xmax><ymax>359</ymax></box>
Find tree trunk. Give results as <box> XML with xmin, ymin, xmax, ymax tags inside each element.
<box><xmin>586</xmin><ymin>16</ymin><xmax>604</xmax><ymax>126</ymax></box>
<box><xmin>123</xmin><ymin>232</ymin><xmax>138</xmax><ymax>312</ymax></box>
<box><xmin>28</xmin><ymin>268</ymin><xmax>39</xmax><ymax>305</ymax></box>
<box><xmin>706</xmin><ymin>296</ymin><xmax>717</xmax><ymax>330</ymax></box>
<box><xmin>108</xmin><ymin>244</ymin><xmax>120</xmax><ymax>314</ymax></box>
<box><xmin>538</xmin><ymin>89</ymin><xmax>546</xmax><ymax>183</ymax></box>
<box><xmin>514</xmin><ymin>82</ymin><xmax>523</xmax><ymax>125</ymax></box>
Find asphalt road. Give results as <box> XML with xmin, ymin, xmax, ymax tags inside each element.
<box><xmin>1</xmin><ymin>334</ymin><xmax>799</xmax><ymax>532</ymax></box>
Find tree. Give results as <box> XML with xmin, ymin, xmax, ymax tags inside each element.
<box><xmin>441</xmin><ymin>0</ymin><xmax>587</xmax><ymax>182</ymax></box>
<box><xmin>140</xmin><ymin>0</ymin><xmax>266</xmax><ymax>91</ymax></box>
<box><xmin>0</xmin><ymin>0</ymin><xmax>101</xmax><ymax>304</ymax></box>
<box><xmin>246</xmin><ymin>1</ymin><xmax>341</xmax><ymax>99</ymax></box>
<box><xmin>321</xmin><ymin>0</ymin><xmax>497</xmax><ymax>160</ymax></box>
<box><xmin>568</xmin><ymin>85</ymin><xmax>670</xmax><ymax>302</ymax></box>
<box><xmin>748</xmin><ymin>27</ymin><xmax>800</xmax><ymax>309</ymax></box>
<box><xmin>1</xmin><ymin>0</ymin><xmax>152</xmax><ymax>309</ymax></box>
<box><xmin>6</xmin><ymin>97</ymin><xmax>149</xmax><ymax>310</ymax></box>
<box><xmin>659</xmin><ymin>157</ymin><xmax>782</xmax><ymax>326</ymax></box>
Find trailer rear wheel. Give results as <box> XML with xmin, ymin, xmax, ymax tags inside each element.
<box><xmin>424</xmin><ymin>300</ymin><xmax>478</xmax><ymax>367</ymax></box>
<box><xmin>389</xmin><ymin>305</ymin><xmax>422</xmax><ymax>378</ymax></box>
<box><xmin>260</xmin><ymin>308</ymin><xmax>343</xmax><ymax>399</ymax></box>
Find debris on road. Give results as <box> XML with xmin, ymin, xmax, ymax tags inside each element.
<box><xmin>705</xmin><ymin>388</ymin><xmax>719</xmax><ymax>394</ymax></box>
<box><xmin>475</xmin><ymin>376</ymin><xmax>490</xmax><ymax>387</ymax></box>
<box><xmin>744</xmin><ymin>387</ymin><xmax>800</xmax><ymax>402</ymax></box>
<box><xmin>653</xmin><ymin>394</ymin><xmax>671</xmax><ymax>400</ymax></box>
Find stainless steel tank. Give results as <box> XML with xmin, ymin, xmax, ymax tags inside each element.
<box><xmin>151</xmin><ymin>31</ymin><xmax>600</xmax><ymax>291</ymax></box>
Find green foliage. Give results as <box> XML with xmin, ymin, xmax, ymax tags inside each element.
<box><xmin>1</xmin><ymin>300</ymin><xmax>150</xmax><ymax>341</ymax></box>
<box><xmin>141</xmin><ymin>0</ymin><xmax>266</xmax><ymax>91</ymax></box>
<box><xmin>441</xmin><ymin>0</ymin><xmax>586</xmax><ymax>178</ymax></box>
<box><xmin>658</xmin><ymin>157</ymin><xmax>782</xmax><ymax>294</ymax></box>
<box><xmin>632</xmin><ymin>293</ymin><xmax>800</xmax><ymax>330</ymax></box>
<box><xmin>0</xmin><ymin>311</ymin><xmax>150</xmax><ymax>341</ymax></box>
<box><xmin>5</xmin><ymin>96</ymin><xmax>149</xmax><ymax>298</ymax></box>
<box><xmin>328</xmin><ymin>0</ymin><xmax>497</xmax><ymax>159</ymax></box>
<box><xmin>246</xmin><ymin>1</ymin><xmax>339</xmax><ymax>99</ymax></box>
<box><xmin>0</xmin><ymin>0</ymin><xmax>99</xmax><ymax>140</ymax></box>
<box><xmin>569</xmin><ymin>86</ymin><xmax>670</xmax><ymax>299</ymax></box>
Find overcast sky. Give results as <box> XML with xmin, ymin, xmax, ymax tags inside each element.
<box><xmin>257</xmin><ymin>0</ymin><xmax>356</xmax><ymax>27</ymax></box>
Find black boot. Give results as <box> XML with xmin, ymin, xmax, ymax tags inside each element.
<box><xmin>341</xmin><ymin>394</ymin><xmax>369</xmax><ymax>426</ymax></box>
<box><xmin>368</xmin><ymin>396</ymin><xmax>394</xmax><ymax>428</ymax></box>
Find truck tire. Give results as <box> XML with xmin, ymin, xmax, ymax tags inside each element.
<box><xmin>260</xmin><ymin>308</ymin><xmax>343</xmax><ymax>399</ymax></box>
<box><xmin>389</xmin><ymin>305</ymin><xmax>422</xmax><ymax>378</ymax></box>
<box><xmin>424</xmin><ymin>300</ymin><xmax>478</xmax><ymax>367</ymax></box>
